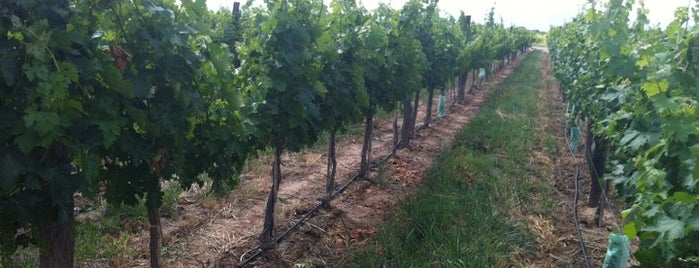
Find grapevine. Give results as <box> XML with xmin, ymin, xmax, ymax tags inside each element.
<box><xmin>549</xmin><ymin>0</ymin><xmax>699</xmax><ymax>265</ymax></box>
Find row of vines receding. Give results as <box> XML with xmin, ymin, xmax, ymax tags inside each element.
<box><xmin>0</xmin><ymin>0</ymin><xmax>535</xmax><ymax>267</ymax></box>
<box><xmin>548</xmin><ymin>0</ymin><xmax>699</xmax><ymax>266</ymax></box>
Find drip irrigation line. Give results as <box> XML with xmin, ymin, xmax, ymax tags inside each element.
<box><xmin>276</xmin><ymin>202</ymin><xmax>325</xmax><ymax>242</ymax></box>
<box><xmin>238</xmin><ymin>249</ymin><xmax>262</xmax><ymax>267</ymax></box>
<box><xmin>238</xmin><ymin>173</ymin><xmax>363</xmax><ymax>267</ymax></box>
<box><xmin>236</xmin><ymin>145</ymin><xmax>402</xmax><ymax>266</ymax></box>
<box><xmin>574</xmin><ymin>166</ymin><xmax>593</xmax><ymax>268</ymax></box>
<box><xmin>334</xmin><ymin>173</ymin><xmax>366</xmax><ymax>196</ymax></box>
<box><xmin>563</xmin><ymin>93</ymin><xmax>593</xmax><ymax>267</ymax></box>
<box><xmin>562</xmin><ymin>116</ymin><xmax>623</xmax><ymax>265</ymax></box>
<box><xmin>235</xmin><ymin>57</ymin><xmax>523</xmax><ymax>267</ymax></box>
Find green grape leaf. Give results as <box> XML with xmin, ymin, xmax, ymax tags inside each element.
<box><xmin>668</xmin><ymin>191</ymin><xmax>694</xmax><ymax>203</ymax></box>
<box><xmin>662</xmin><ymin>117</ymin><xmax>693</xmax><ymax>143</ymax></box>
<box><xmin>272</xmin><ymin>79</ymin><xmax>287</xmax><ymax>92</ymax></box>
<box><xmin>642</xmin><ymin>79</ymin><xmax>668</xmax><ymax>97</ymax></box>
<box><xmin>681</xmin><ymin>172</ymin><xmax>696</xmax><ymax>189</ymax></box>
<box><xmin>97</xmin><ymin>120</ymin><xmax>121</xmax><ymax>147</ymax></box>
<box><xmin>643</xmin><ymin>214</ymin><xmax>686</xmax><ymax>242</ymax></box>
<box><xmin>624</xmin><ymin>221</ymin><xmax>637</xmax><ymax>238</ymax></box>
<box><xmin>652</xmin><ymin>94</ymin><xmax>680</xmax><ymax>115</ymax></box>
<box><xmin>620</xmin><ymin>130</ymin><xmax>639</xmax><ymax>145</ymax></box>
<box><xmin>690</xmin><ymin>144</ymin><xmax>699</xmax><ymax>179</ymax></box>
<box><xmin>25</xmin><ymin>41</ymin><xmax>46</xmax><ymax>59</ymax></box>
<box><xmin>644</xmin><ymin>203</ymin><xmax>661</xmax><ymax>218</ymax></box>
<box><xmin>49</xmin><ymin>71</ymin><xmax>69</xmax><ymax>100</ymax></box>
<box><xmin>24</xmin><ymin>63</ymin><xmax>49</xmax><ymax>82</ymax></box>
<box><xmin>688</xmin><ymin>214</ymin><xmax>699</xmax><ymax>230</ymax></box>
<box><xmin>100</xmin><ymin>65</ymin><xmax>134</xmax><ymax>98</ymax></box>
<box><xmin>125</xmin><ymin>106</ymin><xmax>148</xmax><ymax>129</ymax></box>
<box><xmin>1</xmin><ymin>51</ymin><xmax>21</xmax><ymax>86</ymax></box>
<box><xmin>58</xmin><ymin>62</ymin><xmax>79</xmax><ymax>82</ymax></box>
<box><xmin>15</xmin><ymin>133</ymin><xmax>38</xmax><ymax>154</ymax></box>
<box><xmin>65</xmin><ymin>99</ymin><xmax>86</xmax><ymax>115</ymax></box>
<box><xmin>0</xmin><ymin>152</ymin><xmax>23</xmax><ymax>191</ymax></box>
<box><xmin>636</xmin><ymin>56</ymin><xmax>650</xmax><ymax>68</ymax></box>
<box><xmin>23</xmin><ymin>111</ymin><xmax>61</xmax><ymax>137</ymax></box>
<box><xmin>7</xmin><ymin>30</ymin><xmax>24</xmax><ymax>41</ymax></box>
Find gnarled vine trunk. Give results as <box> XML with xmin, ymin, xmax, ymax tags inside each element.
<box><xmin>392</xmin><ymin>107</ymin><xmax>399</xmax><ymax>155</ymax></box>
<box><xmin>39</xmin><ymin>143</ymin><xmax>76</xmax><ymax>268</ymax></box>
<box><xmin>39</xmin><ymin>214</ymin><xmax>75</xmax><ymax>268</ymax></box>
<box><xmin>141</xmin><ymin>172</ymin><xmax>165</xmax><ymax>268</ymax></box>
<box><xmin>147</xmin><ymin>206</ymin><xmax>163</xmax><ymax>268</ymax></box>
<box><xmin>411</xmin><ymin>91</ymin><xmax>420</xmax><ymax>138</ymax></box>
<box><xmin>399</xmin><ymin>97</ymin><xmax>414</xmax><ymax>149</ymax></box>
<box><xmin>359</xmin><ymin>114</ymin><xmax>374</xmax><ymax>178</ymax></box>
<box><xmin>457</xmin><ymin>72</ymin><xmax>468</xmax><ymax>102</ymax></box>
<box><xmin>261</xmin><ymin>145</ymin><xmax>283</xmax><ymax>249</ymax></box>
<box><xmin>585</xmin><ymin>121</ymin><xmax>608</xmax><ymax>208</ymax></box>
<box><xmin>324</xmin><ymin>131</ymin><xmax>337</xmax><ymax>203</ymax></box>
<box><xmin>424</xmin><ymin>87</ymin><xmax>435</xmax><ymax>128</ymax></box>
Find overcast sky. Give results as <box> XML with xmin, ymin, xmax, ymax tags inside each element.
<box><xmin>206</xmin><ymin>0</ymin><xmax>693</xmax><ymax>31</ymax></box>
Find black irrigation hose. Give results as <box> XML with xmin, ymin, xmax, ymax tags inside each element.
<box><xmin>573</xmin><ymin>166</ymin><xmax>593</xmax><ymax>268</ymax></box>
<box><xmin>276</xmin><ymin>172</ymin><xmax>366</xmax><ymax>244</ymax></box>
<box><xmin>237</xmin><ymin>162</ymin><xmax>387</xmax><ymax>266</ymax></box>
<box><xmin>565</xmin><ymin>119</ymin><xmax>618</xmax><ymax>265</ymax></box>
<box><xmin>562</xmin><ymin>110</ymin><xmax>591</xmax><ymax>266</ymax></box>
<box><xmin>237</xmin><ymin>248</ymin><xmax>262</xmax><ymax>267</ymax></box>
<box><xmin>238</xmin><ymin>173</ymin><xmax>363</xmax><ymax>267</ymax></box>
<box><xmin>235</xmin><ymin>57</ymin><xmax>525</xmax><ymax>267</ymax></box>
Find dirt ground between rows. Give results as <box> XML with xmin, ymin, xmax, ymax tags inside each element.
<box><xmin>523</xmin><ymin>51</ymin><xmax>631</xmax><ymax>268</ymax></box>
<box><xmin>103</xmin><ymin>50</ymin><xmax>626</xmax><ymax>267</ymax></box>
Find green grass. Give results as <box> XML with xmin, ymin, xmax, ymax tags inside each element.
<box><xmin>345</xmin><ymin>51</ymin><xmax>547</xmax><ymax>267</ymax></box>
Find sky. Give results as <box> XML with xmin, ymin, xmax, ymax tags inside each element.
<box><xmin>205</xmin><ymin>0</ymin><xmax>693</xmax><ymax>32</ymax></box>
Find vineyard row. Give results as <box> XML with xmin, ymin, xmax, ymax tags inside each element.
<box><xmin>0</xmin><ymin>0</ymin><xmax>535</xmax><ymax>267</ymax></box>
<box><xmin>548</xmin><ymin>0</ymin><xmax>699</xmax><ymax>266</ymax></box>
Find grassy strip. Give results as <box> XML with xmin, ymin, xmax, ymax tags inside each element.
<box><xmin>346</xmin><ymin>51</ymin><xmax>546</xmax><ymax>267</ymax></box>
